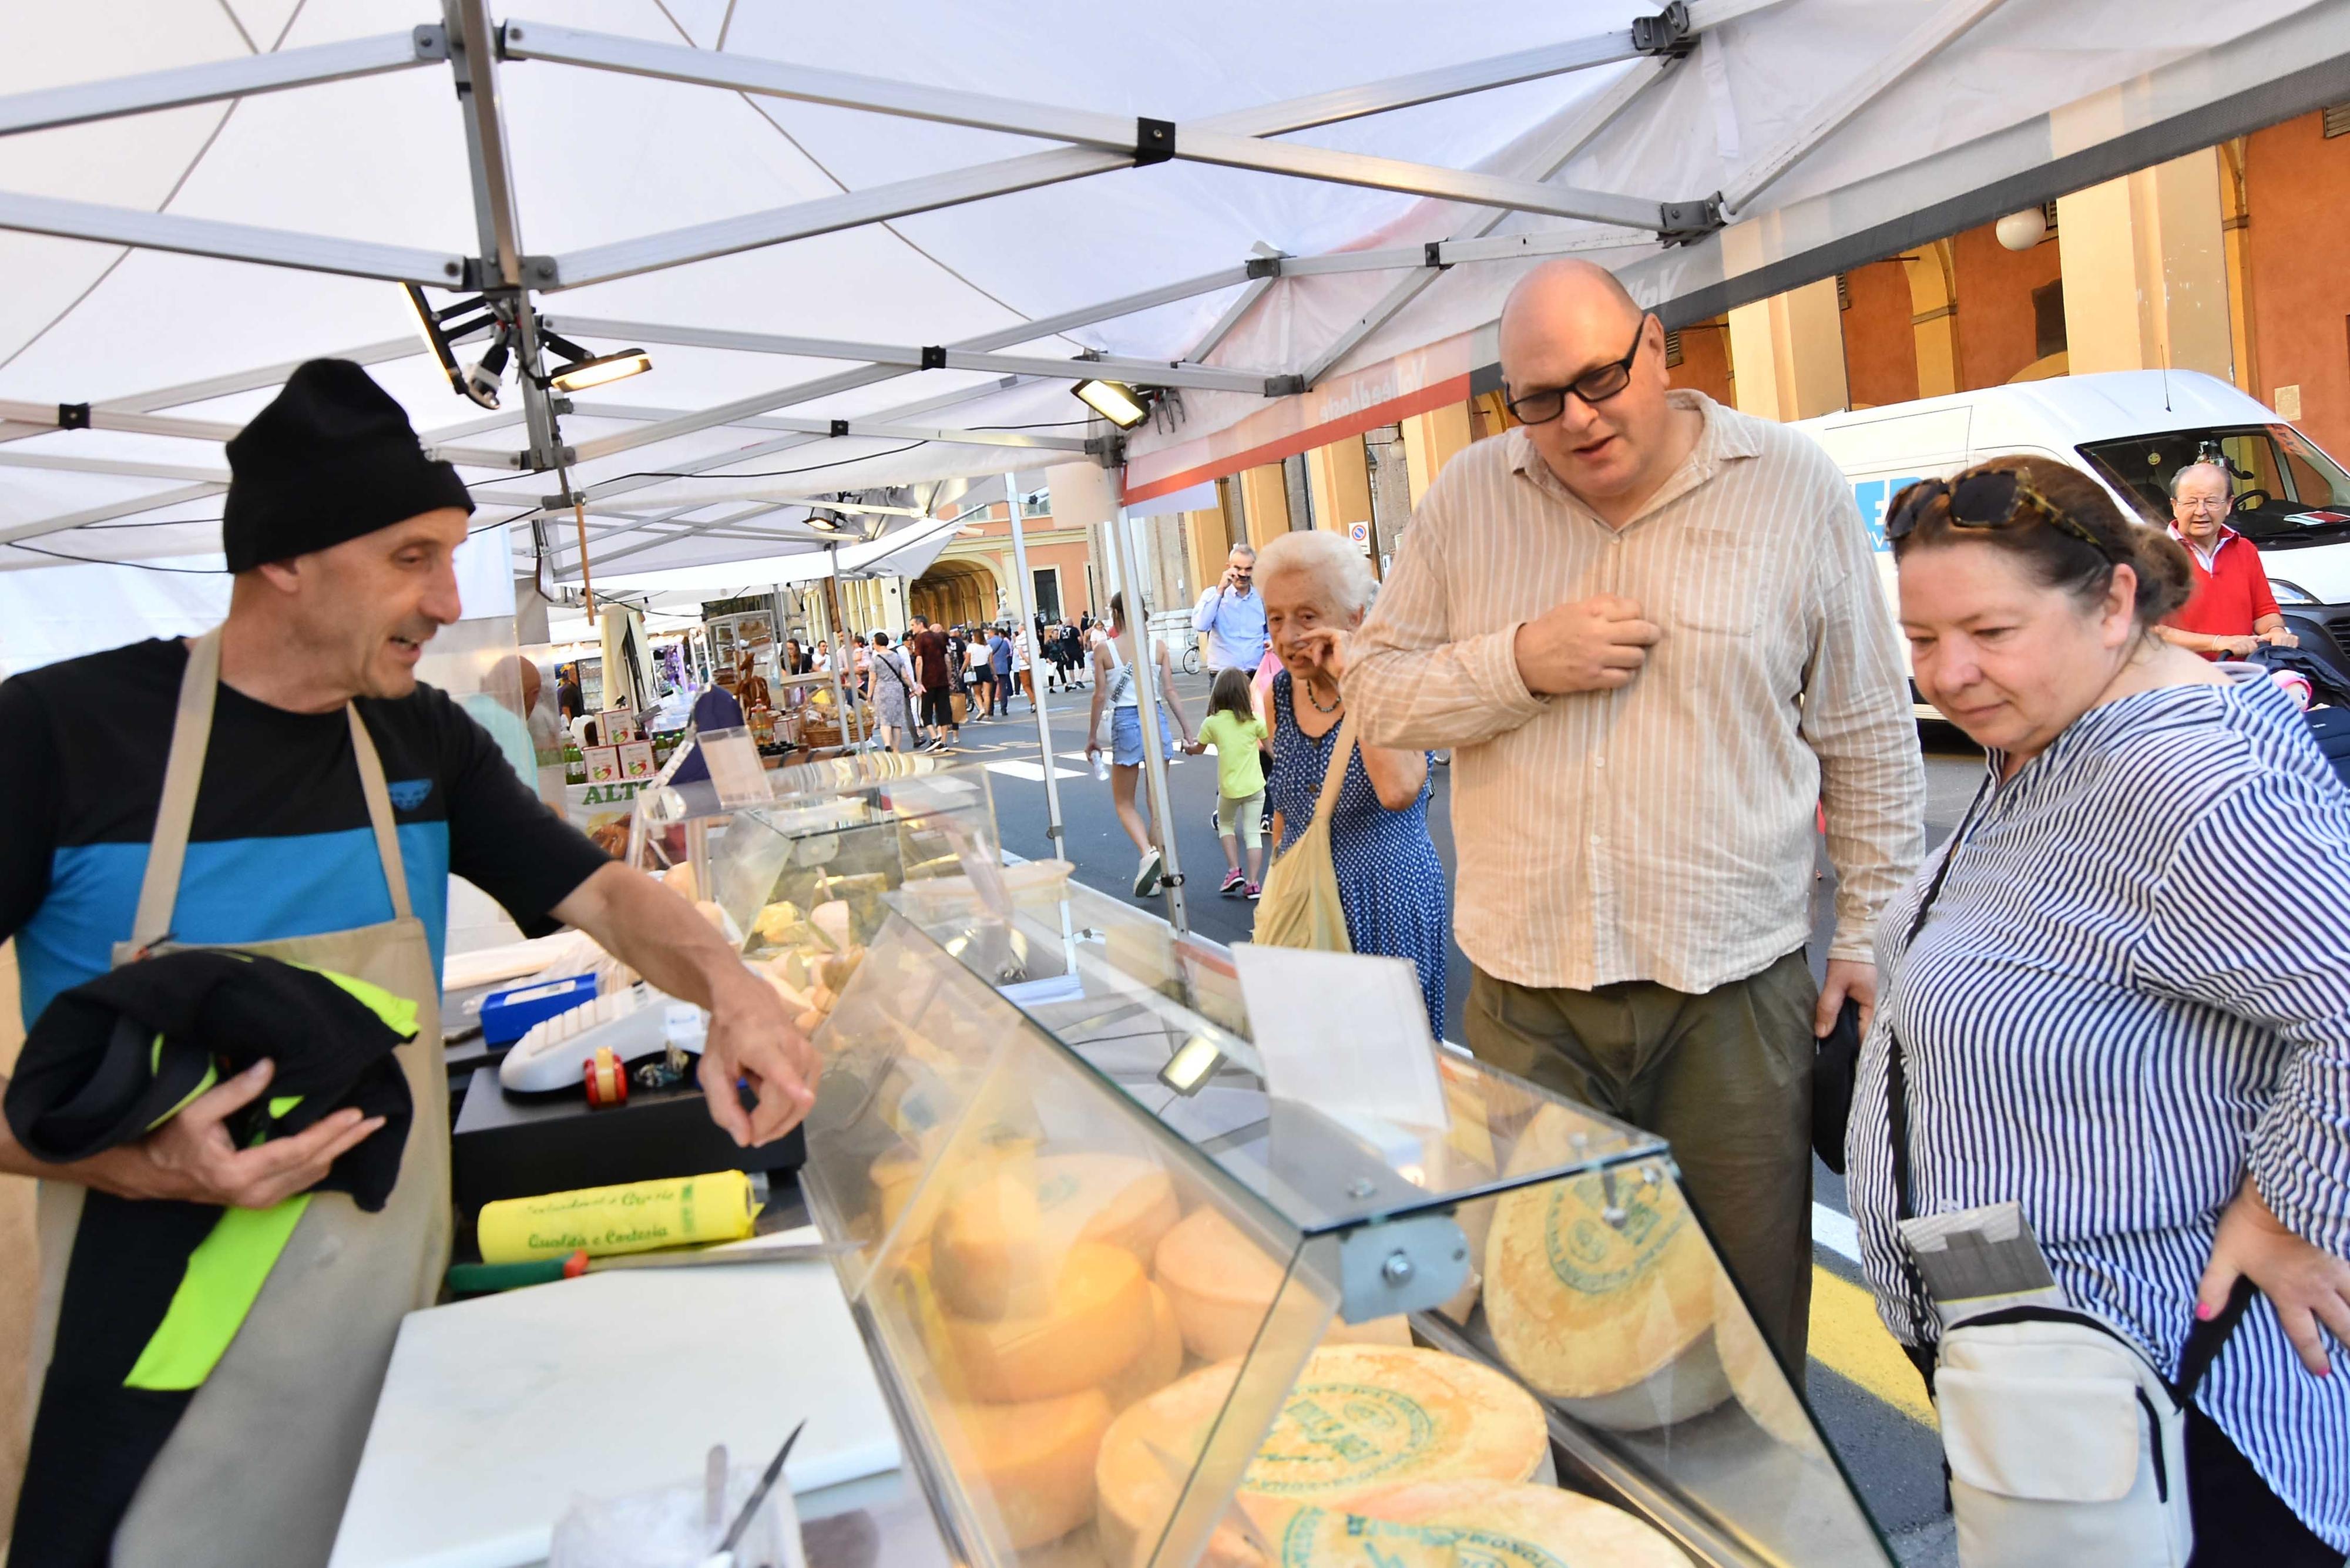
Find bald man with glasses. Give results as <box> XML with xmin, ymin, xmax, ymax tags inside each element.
<box><xmin>1347</xmin><ymin>260</ymin><xmax>1922</xmax><ymax>1364</ymax></box>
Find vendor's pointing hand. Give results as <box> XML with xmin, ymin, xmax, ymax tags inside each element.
<box><xmin>113</xmin><ymin>1058</ymin><xmax>384</xmax><ymax>1208</ymax></box>
<box><xmin>699</xmin><ymin>966</ymin><xmax>820</xmax><ymax>1147</ymax></box>
<box><xmin>1513</xmin><ymin>595</ymin><xmax>1660</xmax><ymax>695</ymax></box>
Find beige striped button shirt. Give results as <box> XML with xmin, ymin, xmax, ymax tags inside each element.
<box><xmin>1349</xmin><ymin>391</ymin><xmax>1923</xmax><ymax>995</ymax></box>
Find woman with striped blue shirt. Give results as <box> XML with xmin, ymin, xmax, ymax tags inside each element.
<box><xmin>1849</xmin><ymin>458</ymin><xmax>2350</xmax><ymax>1560</ymax></box>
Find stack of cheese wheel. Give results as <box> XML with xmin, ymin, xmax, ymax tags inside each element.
<box><xmin>1270</xmin><ymin>1479</ymin><xmax>1693</xmax><ymax>1566</ymax></box>
<box><xmin>1095</xmin><ymin>1344</ymin><xmax>1550</xmax><ymax>1567</ymax></box>
<box><xmin>1483</xmin><ymin>1107</ymin><xmax>1727</xmax><ymax>1430</ymax></box>
<box><xmin>921</xmin><ymin>1153</ymin><xmax>1186</xmax><ymax>1554</ymax></box>
<box><xmin>1153</xmin><ymin>1207</ymin><xmax>1411</xmax><ymax>1360</ymax></box>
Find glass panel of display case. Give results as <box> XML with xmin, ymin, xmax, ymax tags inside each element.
<box><xmin>881</xmin><ymin>884</ymin><xmax>1895</xmax><ymax>1567</ymax></box>
<box><xmin>801</xmin><ymin>930</ymin><xmax>1344</xmax><ymax>1568</ymax></box>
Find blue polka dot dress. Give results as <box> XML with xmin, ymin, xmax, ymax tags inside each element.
<box><xmin>1268</xmin><ymin>670</ymin><xmax>1449</xmax><ymax>1039</ymax></box>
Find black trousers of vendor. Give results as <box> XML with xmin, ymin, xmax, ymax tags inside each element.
<box><xmin>1463</xmin><ymin>948</ymin><xmax>1816</xmax><ymax>1369</ymax></box>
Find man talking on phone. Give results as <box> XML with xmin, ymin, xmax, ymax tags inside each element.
<box><xmin>1191</xmin><ymin>543</ymin><xmax>1268</xmax><ymax>678</ymax></box>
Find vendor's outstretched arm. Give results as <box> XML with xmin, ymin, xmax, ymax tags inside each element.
<box><xmin>552</xmin><ymin>862</ymin><xmax>817</xmax><ymax>1146</ymax></box>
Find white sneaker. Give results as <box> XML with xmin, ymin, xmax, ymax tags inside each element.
<box><xmin>1133</xmin><ymin>848</ymin><xmax>1163</xmax><ymax>898</ymax></box>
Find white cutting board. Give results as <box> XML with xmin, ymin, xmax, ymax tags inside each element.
<box><xmin>328</xmin><ymin>1231</ymin><xmax>901</xmax><ymax>1568</ymax></box>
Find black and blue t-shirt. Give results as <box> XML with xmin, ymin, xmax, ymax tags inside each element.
<box><xmin>0</xmin><ymin>639</ymin><xmax>610</xmax><ymax>1027</ymax></box>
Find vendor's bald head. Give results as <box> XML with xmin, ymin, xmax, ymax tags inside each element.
<box><xmin>1498</xmin><ymin>260</ymin><xmax>1676</xmax><ymax>505</ymax></box>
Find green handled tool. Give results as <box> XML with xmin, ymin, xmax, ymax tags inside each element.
<box><xmin>448</xmin><ymin>1240</ymin><xmax>853</xmax><ymax>1295</ymax></box>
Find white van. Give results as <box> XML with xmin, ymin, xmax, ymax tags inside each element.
<box><xmin>1797</xmin><ymin>370</ymin><xmax>2350</xmax><ymax>716</ymax></box>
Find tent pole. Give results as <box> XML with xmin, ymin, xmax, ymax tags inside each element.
<box><xmin>821</xmin><ymin>546</ymin><xmax>862</xmax><ymax>748</ymax></box>
<box><xmin>1003</xmin><ymin>471</ymin><xmax>1065</xmax><ymax>855</ymax></box>
<box><xmin>1106</xmin><ymin>500</ymin><xmax>1187</xmax><ymax>934</ymax></box>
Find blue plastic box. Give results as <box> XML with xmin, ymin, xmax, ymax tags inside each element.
<box><xmin>479</xmin><ymin>973</ymin><xmax>599</xmax><ymax>1046</ymax></box>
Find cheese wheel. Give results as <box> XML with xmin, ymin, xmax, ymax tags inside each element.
<box><xmin>936</xmin><ymin>1388</ymin><xmax>1113</xmax><ymax>1551</ymax></box>
<box><xmin>1101</xmin><ymin>1283</ymin><xmax>1185</xmax><ymax>1413</ymax></box>
<box><xmin>1300</xmin><ymin>1479</ymin><xmax>1691</xmax><ymax>1567</ymax></box>
<box><xmin>1483</xmin><ymin>1109</ymin><xmax>1723</xmax><ymax>1427</ymax></box>
<box><xmin>934</xmin><ymin>1154</ymin><xmax>1180</xmax><ymax>1319</ymax></box>
<box><xmin>1153</xmin><ymin>1207</ymin><xmax>1291</xmax><ymax>1362</ymax></box>
<box><xmin>944</xmin><ymin>1242</ymin><xmax>1154</xmax><ymax>1403</ymax></box>
<box><xmin>870</xmin><ymin>1144</ymin><xmax>926</xmax><ymax>1236</ymax></box>
<box><xmin>1096</xmin><ymin>1345</ymin><xmax>1549</xmax><ymax>1566</ymax></box>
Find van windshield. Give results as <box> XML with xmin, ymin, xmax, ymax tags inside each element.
<box><xmin>2077</xmin><ymin>425</ymin><xmax>2350</xmax><ymax>546</ymax></box>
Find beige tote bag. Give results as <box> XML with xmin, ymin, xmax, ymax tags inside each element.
<box><xmin>1251</xmin><ymin>714</ymin><xmax>1357</xmax><ymax>952</ymax></box>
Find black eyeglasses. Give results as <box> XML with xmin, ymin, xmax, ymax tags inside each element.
<box><xmin>1503</xmin><ymin>314</ymin><xmax>1653</xmax><ymax>425</ymax></box>
<box><xmin>1887</xmin><ymin>469</ymin><xmax>2113</xmax><ymax>558</ymax></box>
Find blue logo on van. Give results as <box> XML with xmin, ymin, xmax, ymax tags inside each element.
<box><xmin>1852</xmin><ymin>476</ymin><xmax>1923</xmax><ymax>553</ymax></box>
<box><xmin>388</xmin><ymin>778</ymin><xmax>433</xmax><ymax>811</ymax></box>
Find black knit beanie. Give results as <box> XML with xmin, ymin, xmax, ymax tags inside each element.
<box><xmin>221</xmin><ymin>360</ymin><xmax>475</xmax><ymax>572</ymax></box>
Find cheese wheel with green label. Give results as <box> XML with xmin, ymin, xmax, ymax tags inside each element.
<box><xmin>937</xmin><ymin>1388</ymin><xmax>1114</xmax><ymax>1550</ymax></box>
<box><xmin>943</xmin><ymin>1241</ymin><xmax>1154</xmax><ymax>1403</ymax></box>
<box><xmin>1095</xmin><ymin>1345</ymin><xmax>1548</xmax><ymax>1566</ymax></box>
<box><xmin>1271</xmin><ymin>1479</ymin><xmax>1691</xmax><ymax>1567</ymax></box>
<box><xmin>934</xmin><ymin>1154</ymin><xmax>1179</xmax><ymax>1319</ymax></box>
<box><xmin>1483</xmin><ymin>1109</ymin><xmax>1724</xmax><ymax>1427</ymax></box>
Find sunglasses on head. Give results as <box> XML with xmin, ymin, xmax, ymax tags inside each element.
<box><xmin>1886</xmin><ymin>469</ymin><xmax>2113</xmax><ymax>559</ymax></box>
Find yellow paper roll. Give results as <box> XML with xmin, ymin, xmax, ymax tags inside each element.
<box><xmin>477</xmin><ymin>1171</ymin><xmax>762</xmax><ymax>1264</ymax></box>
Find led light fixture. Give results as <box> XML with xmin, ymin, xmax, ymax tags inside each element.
<box><xmin>1072</xmin><ymin>377</ymin><xmax>1149</xmax><ymax>429</ymax></box>
<box><xmin>548</xmin><ymin>348</ymin><xmax>653</xmax><ymax>393</ymax></box>
<box><xmin>401</xmin><ymin>283</ymin><xmax>499</xmax><ymax>401</ymax></box>
<box><xmin>1156</xmin><ymin>1033</ymin><xmax>1223</xmax><ymax>1097</ymax></box>
<box><xmin>462</xmin><ymin>323</ymin><xmax>513</xmax><ymax>409</ymax></box>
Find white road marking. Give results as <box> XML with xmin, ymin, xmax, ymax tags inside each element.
<box><xmin>1814</xmin><ymin>1202</ymin><xmax>1863</xmax><ymax>1265</ymax></box>
<box><xmin>984</xmin><ymin>759</ymin><xmax>1087</xmax><ymax>783</ymax></box>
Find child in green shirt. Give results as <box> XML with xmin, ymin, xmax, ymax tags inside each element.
<box><xmin>1187</xmin><ymin>667</ymin><xmax>1270</xmax><ymax>897</ymax></box>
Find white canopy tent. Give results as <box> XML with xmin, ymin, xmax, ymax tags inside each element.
<box><xmin>4</xmin><ymin>0</ymin><xmax>2348</xmax><ymax>664</ymax></box>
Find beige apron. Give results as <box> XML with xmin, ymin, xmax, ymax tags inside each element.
<box><xmin>29</xmin><ymin>629</ymin><xmax>449</xmax><ymax>1568</ymax></box>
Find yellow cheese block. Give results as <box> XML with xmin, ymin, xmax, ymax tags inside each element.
<box><xmin>1483</xmin><ymin>1109</ymin><xmax>1723</xmax><ymax>1426</ymax></box>
<box><xmin>1274</xmin><ymin>1479</ymin><xmax>1691</xmax><ymax>1567</ymax></box>
<box><xmin>936</xmin><ymin>1388</ymin><xmax>1114</xmax><ymax>1551</ymax></box>
<box><xmin>934</xmin><ymin>1154</ymin><xmax>1180</xmax><ymax>1319</ymax></box>
<box><xmin>1101</xmin><ymin>1283</ymin><xmax>1186</xmax><ymax>1413</ymax></box>
<box><xmin>944</xmin><ymin>1242</ymin><xmax>1154</xmax><ymax>1404</ymax></box>
<box><xmin>1095</xmin><ymin>1345</ymin><xmax>1549</xmax><ymax>1566</ymax></box>
<box><xmin>1153</xmin><ymin>1206</ymin><xmax>1412</xmax><ymax>1361</ymax></box>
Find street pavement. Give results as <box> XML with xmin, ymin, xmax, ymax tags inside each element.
<box><xmin>918</xmin><ymin>670</ymin><xmax>1980</xmax><ymax>1565</ymax></box>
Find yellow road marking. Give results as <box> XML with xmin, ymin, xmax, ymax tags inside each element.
<box><xmin>1810</xmin><ymin>1264</ymin><xmax>1938</xmax><ymax>1428</ymax></box>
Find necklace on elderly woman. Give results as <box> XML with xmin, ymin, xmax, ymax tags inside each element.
<box><xmin>1305</xmin><ymin>676</ymin><xmax>1342</xmax><ymax>714</ymax></box>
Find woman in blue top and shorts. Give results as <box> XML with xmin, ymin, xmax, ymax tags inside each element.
<box><xmin>1084</xmin><ymin>591</ymin><xmax>1195</xmax><ymax>897</ymax></box>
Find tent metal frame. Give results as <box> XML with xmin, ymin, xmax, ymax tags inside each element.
<box><xmin>0</xmin><ymin>0</ymin><xmax>1748</xmax><ymax>528</ymax></box>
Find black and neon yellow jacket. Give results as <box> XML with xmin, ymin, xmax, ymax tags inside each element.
<box><xmin>4</xmin><ymin>949</ymin><xmax>415</xmax><ymax>1568</ymax></box>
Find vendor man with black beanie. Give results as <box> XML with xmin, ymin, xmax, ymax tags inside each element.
<box><xmin>0</xmin><ymin>361</ymin><xmax>818</xmax><ymax>1568</ymax></box>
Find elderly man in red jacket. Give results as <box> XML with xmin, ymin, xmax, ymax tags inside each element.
<box><xmin>2159</xmin><ymin>460</ymin><xmax>2299</xmax><ymax>658</ymax></box>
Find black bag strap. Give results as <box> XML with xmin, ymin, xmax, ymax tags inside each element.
<box><xmin>1888</xmin><ymin>775</ymin><xmax>1992</xmax><ymax>1344</ymax></box>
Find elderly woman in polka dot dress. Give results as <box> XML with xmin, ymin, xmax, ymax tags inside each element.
<box><xmin>1257</xmin><ymin>530</ymin><xmax>1450</xmax><ymax>1039</ymax></box>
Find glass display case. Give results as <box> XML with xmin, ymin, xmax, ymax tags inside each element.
<box><xmin>799</xmin><ymin>875</ymin><xmax>1896</xmax><ymax>1568</ymax></box>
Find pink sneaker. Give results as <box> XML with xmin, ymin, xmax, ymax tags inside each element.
<box><xmin>1244</xmin><ymin>881</ymin><xmax>1261</xmax><ymax>901</ymax></box>
<box><xmin>1220</xmin><ymin>869</ymin><xmax>1246</xmax><ymax>896</ymax></box>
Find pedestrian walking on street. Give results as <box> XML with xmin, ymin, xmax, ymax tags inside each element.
<box><xmin>867</xmin><ymin>630</ymin><xmax>916</xmax><ymax>753</ymax></box>
<box><xmin>1258</xmin><ymin>530</ymin><xmax>1449</xmax><ymax>1040</ymax></box>
<box><xmin>988</xmin><ymin>623</ymin><xmax>1015</xmax><ymax>716</ymax></box>
<box><xmin>1346</xmin><ymin>259</ymin><xmax>1923</xmax><ymax>1366</ymax></box>
<box><xmin>964</xmin><ymin>627</ymin><xmax>994</xmax><ymax>721</ymax></box>
<box><xmin>1189</xmin><ymin>666</ymin><xmax>1269</xmax><ymax>898</ymax></box>
<box><xmin>909</xmin><ymin>615</ymin><xmax>958</xmax><ymax>750</ymax></box>
<box><xmin>1084</xmin><ymin>591</ymin><xmax>1194</xmax><ymax>897</ymax></box>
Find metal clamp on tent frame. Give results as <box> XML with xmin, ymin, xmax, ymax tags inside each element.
<box><xmin>1631</xmin><ymin>1</ymin><xmax>1696</xmax><ymax>58</ymax></box>
<box><xmin>1134</xmin><ymin>117</ymin><xmax>1176</xmax><ymax>166</ymax></box>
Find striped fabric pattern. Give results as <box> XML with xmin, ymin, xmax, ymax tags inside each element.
<box><xmin>1848</xmin><ymin>673</ymin><xmax>2350</xmax><ymax>1550</ymax></box>
<box><xmin>1349</xmin><ymin>392</ymin><xmax>1923</xmax><ymax>992</ymax></box>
